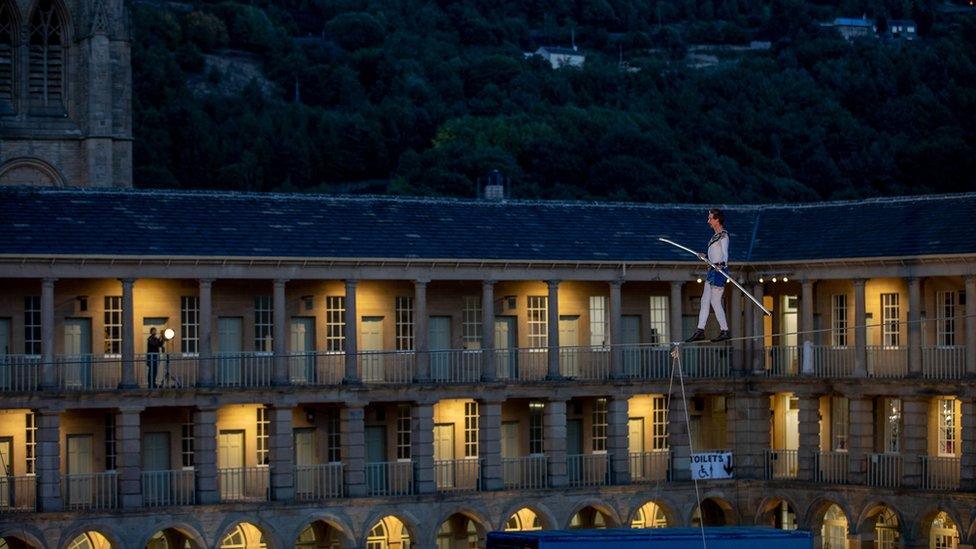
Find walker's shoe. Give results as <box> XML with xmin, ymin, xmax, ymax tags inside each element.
<box><xmin>685</xmin><ymin>329</ymin><xmax>706</xmax><ymax>343</ymax></box>
<box><xmin>711</xmin><ymin>330</ymin><xmax>731</xmax><ymax>342</ymax></box>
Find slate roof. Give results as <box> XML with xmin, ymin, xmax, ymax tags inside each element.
<box><xmin>0</xmin><ymin>186</ymin><xmax>973</xmax><ymax>264</ymax></box>
<box><xmin>833</xmin><ymin>17</ymin><xmax>875</xmax><ymax>27</ymax></box>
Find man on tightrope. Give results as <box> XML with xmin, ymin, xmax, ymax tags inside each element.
<box><xmin>686</xmin><ymin>208</ymin><xmax>731</xmax><ymax>343</ymax></box>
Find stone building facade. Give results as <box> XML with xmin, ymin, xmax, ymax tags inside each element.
<box><xmin>0</xmin><ymin>0</ymin><xmax>131</xmax><ymax>188</ymax></box>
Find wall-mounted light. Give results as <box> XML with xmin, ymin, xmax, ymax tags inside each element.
<box><xmin>696</xmin><ymin>278</ymin><xmax>703</xmax><ymax>284</ymax></box>
<box><xmin>783</xmin><ymin>277</ymin><xmax>789</xmax><ymax>283</ymax></box>
<box><xmin>162</xmin><ymin>328</ymin><xmax>176</xmax><ymax>341</ymax></box>
<box><xmin>772</xmin><ymin>277</ymin><xmax>778</xmax><ymax>283</ymax></box>
<box><xmin>759</xmin><ymin>278</ymin><xmax>765</xmax><ymax>284</ymax></box>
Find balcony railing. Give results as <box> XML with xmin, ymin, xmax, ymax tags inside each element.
<box><xmin>502</xmin><ymin>455</ymin><xmax>548</xmax><ymax>490</ymax></box>
<box><xmin>365</xmin><ymin>461</ymin><xmax>414</xmax><ymax>496</ymax></box>
<box><xmin>811</xmin><ymin>346</ymin><xmax>855</xmax><ymax>377</ymax></box>
<box><xmin>867</xmin><ymin>346</ymin><xmax>907</xmax><ymax>378</ymax></box>
<box><xmin>815</xmin><ymin>451</ymin><xmax>849</xmax><ymax>484</ymax></box>
<box><xmin>288</xmin><ymin>352</ymin><xmax>344</xmax><ymax>386</ymax></box>
<box><xmin>559</xmin><ymin>346</ymin><xmax>610</xmax><ymax>380</ymax></box>
<box><xmin>922</xmin><ymin>346</ymin><xmax>965</xmax><ymax>379</ymax></box>
<box><xmin>135</xmin><ymin>353</ymin><xmax>198</xmax><ymax>389</ymax></box>
<box><xmin>142</xmin><ymin>469</ymin><xmax>195</xmax><ymax>507</ymax></box>
<box><xmin>567</xmin><ymin>453</ymin><xmax>609</xmax><ymax>487</ymax></box>
<box><xmin>764</xmin><ymin>449</ymin><xmax>798</xmax><ymax>480</ymax></box>
<box><xmin>429</xmin><ymin>350</ymin><xmax>482</xmax><ymax>383</ymax></box>
<box><xmin>215</xmin><ymin>353</ymin><xmax>274</xmax><ymax>387</ymax></box>
<box><xmin>294</xmin><ymin>463</ymin><xmax>344</xmax><ymax>501</ymax></box>
<box><xmin>218</xmin><ymin>466</ymin><xmax>269</xmax><ymax>502</ymax></box>
<box><xmin>495</xmin><ymin>349</ymin><xmax>548</xmax><ymax>381</ymax></box>
<box><xmin>62</xmin><ymin>471</ymin><xmax>118</xmax><ymax>510</ymax></box>
<box><xmin>629</xmin><ymin>451</ymin><xmax>670</xmax><ymax>482</ymax></box>
<box><xmin>618</xmin><ymin>344</ymin><xmax>671</xmax><ymax>379</ymax></box>
<box><xmin>434</xmin><ymin>458</ymin><xmax>481</xmax><ymax>493</ymax></box>
<box><xmin>0</xmin><ymin>355</ymin><xmax>40</xmax><ymax>392</ymax></box>
<box><xmin>57</xmin><ymin>355</ymin><xmax>121</xmax><ymax>391</ymax></box>
<box><xmin>0</xmin><ymin>475</ymin><xmax>36</xmax><ymax>512</ymax></box>
<box><xmin>681</xmin><ymin>346</ymin><xmax>731</xmax><ymax>378</ymax></box>
<box><xmin>922</xmin><ymin>456</ymin><xmax>960</xmax><ymax>490</ymax></box>
<box><xmin>764</xmin><ymin>347</ymin><xmax>799</xmax><ymax>377</ymax></box>
<box><xmin>359</xmin><ymin>351</ymin><xmax>415</xmax><ymax>384</ymax></box>
<box><xmin>866</xmin><ymin>453</ymin><xmax>903</xmax><ymax>488</ymax></box>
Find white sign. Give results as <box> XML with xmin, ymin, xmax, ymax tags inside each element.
<box><xmin>690</xmin><ymin>452</ymin><xmax>734</xmax><ymax>480</ymax></box>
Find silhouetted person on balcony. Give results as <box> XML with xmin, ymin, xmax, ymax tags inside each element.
<box><xmin>146</xmin><ymin>327</ymin><xmax>164</xmax><ymax>388</ymax></box>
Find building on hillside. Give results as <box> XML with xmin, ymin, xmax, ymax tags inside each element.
<box><xmin>887</xmin><ymin>19</ymin><xmax>918</xmax><ymax>39</ymax></box>
<box><xmin>0</xmin><ymin>186</ymin><xmax>975</xmax><ymax>549</ymax></box>
<box><xmin>527</xmin><ymin>46</ymin><xmax>586</xmax><ymax>69</ymax></box>
<box><xmin>823</xmin><ymin>17</ymin><xmax>877</xmax><ymax>40</ymax></box>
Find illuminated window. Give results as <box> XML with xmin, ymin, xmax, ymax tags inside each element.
<box><xmin>938</xmin><ymin>398</ymin><xmax>957</xmax><ymax>457</ymax></box>
<box><xmin>821</xmin><ymin>505</ymin><xmax>847</xmax><ymax>549</ymax></box>
<box><xmin>831</xmin><ymin>294</ymin><xmax>848</xmax><ymax>347</ymax></box>
<box><xmin>882</xmin><ymin>398</ymin><xmax>901</xmax><ymax>454</ymax></box>
<box><xmin>527</xmin><ymin>296</ymin><xmax>548</xmax><ymax>348</ymax></box>
<box><xmin>649</xmin><ymin>296</ymin><xmax>669</xmax><ymax>344</ymax></box>
<box><xmin>592</xmin><ymin>398</ymin><xmax>607</xmax><ymax>452</ymax></box>
<box><xmin>652</xmin><ymin>396</ymin><xmax>668</xmax><ymax>451</ymax></box>
<box><xmin>395</xmin><ymin>296</ymin><xmax>414</xmax><ymax>351</ymax></box>
<box><xmin>589</xmin><ymin>296</ymin><xmax>608</xmax><ymax>346</ymax></box>
<box><xmin>932</xmin><ymin>512</ymin><xmax>958</xmax><ymax>549</ymax></box>
<box><xmin>25</xmin><ymin>412</ymin><xmax>36</xmax><ymax>475</ymax></box>
<box><xmin>462</xmin><ymin>296</ymin><xmax>482</xmax><ymax>349</ymax></box>
<box><xmin>831</xmin><ymin>396</ymin><xmax>848</xmax><ymax>452</ymax></box>
<box><xmin>631</xmin><ymin>501</ymin><xmax>667</xmax><ymax>528</ymax></box>
<box><xmin>104</xmin><ymin>296</ymin><xmax>122</xmax><ymax>355</ymax></box>
<box><xmin>326</xmin><ymin>408</ymin><xmax>341</xmax><ymax>463</ymax></box>
<box><xmin>937</xmin><ymin>291</ymin><xmax>956</xmax><ymax>347</ymax></box>
<box><xmin>254</xmin><ymin>296</ymin><xmax>272</xmax><ymax>353</ymax></box>
<box><xmin>24</xmin><ymin>296</ymin><xmax>41</xmax><ymax>355</ymax></box>
<box><xmin>874</xmin><ymin>508</ymin><xmax>900</xmax><ymax>549</ymax></box>
<box><xmin>366</xmin><ymin>522</ymin><xmax>386</xmax><ymax>549</ymax></box>
<box><xmin>464</xmin><ymin>401</ymin><xmax>479</xmax><ymax>458</ymax></box>
<box><xmin>105</xmin><ymin>414</ymin><xmax>117</xmax><ymax>470</ymax></box>
<box><xmin>257</xmin><ymin>407</ymin><xmax>269</xmax><ymax>465</ymax></box>
<box><xmin>325</xmin><ymin>296</ymin><xmax>345</xmax><ymax>352</ymax></box>
<box><xmin>396</xmin><ymin>405</ymin><xmax>411</xmax><ymax>460</ymax></box>
<box><xmin>529</xmin><ymin>402</ymin><xmax>544</xmax><ymax>455</ymax></box>
<box><xmin>881</xmin><ymin>293</ymin><xmax>900</xmax><ymax>347</ymax></box>
<box><xmin>181</xmin><ymin>296</ymin><xmax>199</xmax><ymax>354</ymax></box>
<box><xmin>181</xmin><ymin>411</ymin><xmax>194</xmax><ymax>468</ymax></box>
<box><xmin>220</xmin><ymin>525</ymin><xmax>246</xmax><ymax>549</ymax></box>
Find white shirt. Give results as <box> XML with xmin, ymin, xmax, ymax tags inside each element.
<box><xmin>707</xmin><ymin>230</ymin><xmax>729</xmax><ymax>265</ymax></box>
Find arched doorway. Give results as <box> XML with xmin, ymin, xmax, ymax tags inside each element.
<box><xmin>504</xmin><ymin>508</ymin><xmax>545</xmax><ymax>532</ymax></box>
<box><xmin>146</xmin><ymin>528</ymin><xmax>198</xmax><ymax>549</ymax></box>
<box><xmin>568</xmin><ymin>506</ymin><xmax>614</xmax><ymax>529</ymax></box>
<box><xmin>435</xmin><ymin>514</ymin><xmax>485</xmax><ymax>549</ymax></box>
<box><xmin>365</xmin><ymin>516</ymin><xmax>411</xmax><ymax>549</ymax></box>
<box><xmin>631</xmin><ymin>501</ymin><xmax>668</xmax><ymax>528</ymax></box>
<box><xmin>821</xmin><ymin>504</ymin><xmax>848</xmax><ymax>549</ymax></box>
<box><xmin>756</xmin><ymin>499</ymin><xmax>797</xmax><ymax>530</ymax></box>
<box><xmin>0</xmin><ymin>538</ymin><xmax>38</xmax><ymax>549</ymax></box>
<box><xmin>856</xmin><ymin>505</ymin><xmax>900</xmax><ymax>549</ymax></box>
<box><xmin>295</xmin><ymin>521</ymin><xmax>348</xmax><ymax>548</ymax></box>
<box><xmin>66</xmin><ymin>532</ymin><xmax>113</xmax><ymax>549</ymax></box>
<box><xmin>220</xmin><ymin>523</ymin><xmax>266</xmax><ymax>549</ymax></box>
<box><xmin>930</xmin><ymin>511</ymin><xmax>959</xmax><ymax>549</ymax></box>
<box><xmin>692</xmin><ymin>498</ymin><xmax>734</xmax><ymax>527</ymax></box>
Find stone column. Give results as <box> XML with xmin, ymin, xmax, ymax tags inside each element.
<box><xmin>268</xmin><ymin>406</ymin><xmax>294</xmax><ymax>500</ymax></box>
<box><xmin>853</xmin><ymin>279</ymin><xmax>868</xmax><ymax>377</ymax></box>
<box><xmin>414</xmin><ymin>280</ymin><xmax>430</xmax><ymax>382</ymax></box>
<box><xmin>607</xmin><ymin>397</ymin><xmax>630</xmax><ymax>484</ymax></box>
<box><xmin>40</xmin><ymin>278</ymin><xmax>57</xmax><ymax>390</ymax></box>
<box><xmin>801</xmin><ymin>280</ymin><xmax>815</xmax><ymax>375</ymax></box>
<box><xmin>670</xmin><ymin>281</ymin><xmax>684</xmax><ymax>343</ymax></box>
<box><xmin>411</xmin><ymin>402</ymin><xmax>435</xmax><ymax>494</ymax></box>
<box><xmin>797</xmin><ymin>394</ymin><xmax>821</xmax><ymax>482</ymax></box>
<box><xmin>962</xmin><ymin>399</ymin><xmax>976</xmax><ymax>491</ymax></box>
<box><xmin>120</xmin><ymin>278</ymin><xmax>137</xmax><ymax>389</ymax></box>
<box><xmin>908</xmin><ymin>277</ymin><xmax>922</xmax><ymax>377</ymax></box>
<box><xmin>340</xmin><ymin>404</ymin><xmax>366</xmax><ymax>497</ymax></box>
<box><xmin>343</xmin><ymin>280</ymin><xmax>359</xmax><ymax>384</ymax></box>
<box><xmin>198</xmin><ymin>279</ymin><xmax>214</xmax><ymax>387</ymax></box>
<box><xmin>273</xmin><ymin>279</ymin><xmax>289</xmax><ymax>386</ymax></box>
<box><xmin>751</xmin><ymin>283</ymin><xmax>765</xmax><ymax>374</ymax></box>
<box><xmin>478</xmin><ymin>398</ymin><xmax>503</xmax><ymax>490</ymax></box>
<box><xmin>847</xmin><ymin>397</ymin><xmax>873</xmax><ymax>485</ymax></box>
<box><xmin>729</xmin><ymin>288</ymin><xmax>743</xmax><ymax>374</ymax></box>
<box><xmin>36</xmin><ymin>410</ymin><xmax>62</xmax><ymax>512</ymax></box>
<box><xmin>610</xmin><ymin>281</ymin><xmax>624</xmax><ymax>378</ymax></box>
<box><xmin>114</xmin><ymin>407</ymin><xmax>143</xmax><ymax>508</ymax></box>
<box><xmin>194</xmin><ymin>406</ymin><xmax>219</xmax><ymax>504</ymax></box>
<box><xmin>902</xmin><ymin>396</ymin><xmax>928</xmax><ymax>489</ymax></box>
<box><xmin>544</xmin><ymin>398</ymin><xmax>568</xmax><ymax>488</ymax></box>
<box><xmin>728</xmin><ymin>393</ymin><xmax>769</xmax><ymax>480</ymax></box>
<box><xmin>481</xmin><ymin>280</ymin><xmax>496</xmax><ymax>381</ymax></box>
<box><xmin>966</xmin><ymin>276</ymin><xmax>976</xmax><ymax>377</ymax></box>
<box><xmin>668</xmin><ymin>394</ymin><xmax>691</xmax><ymax>482</ymax></box>
<box><xmin>547</xmin><ymin>280</ymin><xmax>561</xmax><ymax>379</ymax></box>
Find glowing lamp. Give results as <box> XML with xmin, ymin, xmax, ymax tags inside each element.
<box><xmin>163</xmin><ymin>328</ymin><xmax>176</xmax><ymax>341</ymax></box>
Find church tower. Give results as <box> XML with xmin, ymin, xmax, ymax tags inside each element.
<box><xmin>0</xmin><ymin>0</ymin><xmax>131</xmax><ymax>187</ymax></box>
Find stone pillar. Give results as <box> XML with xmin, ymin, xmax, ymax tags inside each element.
<box><xmin>847</xmin><ymin>397</ymin><xmax>873</xmax><ymax>485</ymax></box>
<box><xmin>340</xmin><ymin>404</ymin><xmax>366</xmax><ymax>497</ymax></box>
<box><xmin>544</xmin><ymin>399</ymin><xmax>568</xmax><ymax>488</ymax></box>
<box><xmin>36</xmin><ymin>410</ymin><xmax>62</xmax><ymax>512</ymax></box>
<box><xmin>273</xmin><ymin>279</ymin><xmax>289</xmax><ymax>386</ymax></box>
<box><xmin>268</xmin><ymin>406</ymin><xmax>294</xmax><ymax>501</ymax></box>
<box><xmin>751</xmin><ymin>283</ymin><xmax>765</xmax><ymax>374</ymax></box>
<box><xmin>607</xmin><ymin>397</ymin><xmax>630</xmax><ymax>484</ymax></box>
<box><xmin>908</xmin><ymin>277</ymin><xmax>922</xmax><ymax>377</ymax></box>
<box><xmin>847</xmin><ymin>534</ymin><xmax>863</xmax><ymax>549</ymax></box>
<box><xmin>194</xmin><ymin>406</ymin><xmax>219</xmax><ymax>504</ymax></box>
<box><xmin>670</xmin><ymin>281</ymin><xmax>684</xmax><ymax>343</ymax></box>
<box><xmin>478</xmin><ymin>398</ymin><xmax>503</xmax><ymax>490</ymax></box>
<box><xmin>40</xmin><ymin>278</ymin><xmax>57</xmax><ymax>390</ymax></box>
<box><xmin>966</xmin><ymin>276</ymin><xmax>976</xmax><ymax>377</ymax></box>
<box><xmin>547</xmin><ymin>280</ymin><xmax>561</xmax><ymax>379</ymax></box>
<box><xmin>962</xmin><ymin>399</ymin><xmax>976</xmax><ymax>491</ymax></box>
<box><xmin>198</xmin><ymin>279</ymin><xmax>214</xmax><ymax>387</ymax></box>
<box><xmin>481</xmin><ymin>280</ymin><xmax>496</xmax><ymax>381</ymax></box>
<box><xmin>120</xmin><ymin>278</ymin><xmax>137</xmax><ymax>389</ymax></box>
<box><xmin>117</xmin><ymin>407</ymin><xmax>144</xmax><ymax>508</ymax></box>
<box><xmin>610</xmin><ymin>281</ymin><xmax>624</xmax><ymax>378</ymax></box>
<box><xmin>411</xmin><ymin>402</ymin><xmax>435</xmax><ymax>494</ymax></box>
<box><xmin>801</xmin><ymin>279</ymin><xmax>815</xmax><ymax>375</ymax></box>
<box><xmin>797</xmin><ymin>394</ymin><xmax>821</xmax><ymax>482</ymax></box>
<box><xmin>728</xmin><ymin>394</ymin><xmax>769</xmax><ymax>480</ymax></box>
<box><xmin>743</xmin><ymin>280</ymin><xmax>755</xmax><ymax>376</ymax></box>
<box><xmin>668</xmin><ymin>394</ymin><xmax>691</xmax><ymax>481</ymax></box>
<box><xmin>343</xmin><ymin>280</ymin><xmax>359</xmax><ymax>384</ymax></box>
<box><xmin>414</xmin><ymin>280</ymin><xmax>430</xmax><ymax>382</ymax></box>
<box><xmin>729</xmin><ymin>288</ymin><xmax>743</xmax><ymax>374</ymax></box>
<box><xmin>902</xmin><ymin>397</ymin><xmax>928</xmax><ymax>489</ymax></box>
<box><xmin>854</xmin><ymin>279</ymin><xmax>868</xmax><ymax>377</ymax></box>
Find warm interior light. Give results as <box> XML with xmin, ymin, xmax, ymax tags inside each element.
<box><xmin>163</xmin><ymin>328</ymin><xmax>176</xmax><ymax>341</ymax></box>
<box><xmin>783</xmin><ymin>277</ymin><xmax>789</xmax><ymax>282</ymax></box>
<box><xmin>696</xmin><ymin>278</ymin><xmax>703</xmax><ymax>284</ymax></box>
<box><xmin>759</xmin><ymin>277</ymin><xmax>765</xmax><ymax>284</ymax></box>
<box><xmin>772</xmin><ymin>277</ymin><xmax>778</xmax><ymax>283</ymax></box>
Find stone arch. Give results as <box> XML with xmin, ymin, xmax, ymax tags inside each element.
<box><xmin>0</xmin><ymin>525</ymin><xmax>46</xmax><ymax>549</ymax></box>
<box><xmin>290</xmin><ymin>512</ymin><xmax>355</xmax><ymax>549</ymax></box>
<box><xmin>432</xmin><ymin>508</ymin><xmax>493</xmax><ymax>549</ymax></box>
<box><xmin>804</xmin><ymin>497</ymin><xmax>855</xmax><ymax>533</ymax></box>
<box><xmin>754</xmin><ymin>495</ymin><xmax>800</xmax><ymax>530</ymax></box>
<box><xmin>137</xmin><ymin>522</ymin><xmax>207</xmax><ymax>549</ymax></box>
<box><xmin>855</xmin><ymin>501</ymin><xmax>905</xmax><ymax>535</ymax></box>
<box><xmin>917</xmin><ymin>506</ymin><xmax>964</xmax><ymax>549</ymax></box>
<box><xmin>690</xmin><ymin>496</ymin><xmax>739</xmax><ymax>527</ymax></box>
<box><xmin>24</xmin><ymin>0</ymin><xmax>70</xmax><ymax>42</ymax></box>
<box><xmin>499</xmin><ymin>502</ymin><xmax>558</xmax><ymax>532</ymax></box>
<box><xmin>359</xmin><ymin>512</ymin><xmax>421</xmax><ymax>549</ymax></box>
<box><xmin>0</xmin><ymin>157</ymin><xmax>66</xmax><ymax>187</ymax></box>
<box><xmin>58</xmin><ymin>524</ymin><xmax>123</xmax><ymax>549</ymax></box>
<box><xmin>214</xmin><ymin>516</ymin><xmax>282</xmax><ymax>549</ymax></box>
<box><xmin>627</xmin><ymin>498</ymin><xmax>677</xmax><ymax>528</ymax></box>
<box><xmin>565</xmin><ymin>499</ymin><xmax>622</xmax><ymax>529</ymax></box>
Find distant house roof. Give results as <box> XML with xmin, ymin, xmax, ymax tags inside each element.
<box><xmin>888</xmin><ymin>19</ymin><xmax>917</xmax><ymax>28</ymax></box>
<box><xmin>537</xmin><ymin>46</ymin><xmax>584</xmax><ymax>57</ymax></box>
<box><xmin>833</xmin><ymin>17</ymin><xmax>875</xmax><ymax>27</ymax></box>
<box><xmin>0</xmin><ymin>187</ymin><xmax>973</xmax><ymax>264</ymax></box>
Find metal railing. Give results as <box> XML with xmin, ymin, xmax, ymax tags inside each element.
<box><xmin>0</xmin><ymin>355</ymin><xmax>41</xmax><ymax>392</ymax></box>
<box><xmin>288</xmin><ymin>352</ymin><xmax>344</xmax><ymax>385</ymax></box>
<box><xmin>429</xmin><ymin>349</ymin><xmax>482</xmax><ymax>383</ymax></box>
<box><xmin>764</xmin><ymin>449</ymin><xmax>798</xmax><ymax>479</ymax></box>
<box><xmin>867</xmin><ymin>346</ymin><xmax>907</xmax><ymax>378</ymax></box>
<box><xmin>0</xmin><ymin>475</ymin><xmax>36</xmax><ymax>512</ymax></box>
<box><xmin>567</xmin><ymin>453</ymin><xmax>609</xmax><ymax>487</ymax></box>
<box><xmin>365</xmin><ymin>461</ymin><xmax>413</xmax><ymax>496</ymax></box>
<box><xmin>217</xmin><ymin>466</ymin><xmax>269</xmax><ymax>502</ymax></box>
<box><xmin>495</xmin><ymin>349</ymin><xmax>548</xmax><ymax>381</ymax></box>
<box><xmin>764</xmin><ymin>347</ymin><xmax>799</xmax><ymax>377</ymax></box>
<box><xmin>815</xmin><ymin>451</ymin><xmax>849</xmax><ymax>484</ymax></box>
<box><xmin>559</xmin><ymin>346</ymin><xmax>610</xmax><ymax>380</ymax></box>
<box><xmin>57</xmin><ymin>355</ymin><xmax>122</xmax><ymax>391</ymax></box>
<box><xmin>434</xmin><ymin>459</ymin><xmax>481</xmax><ymax>493</ymax></box>
<box><xmin>629</xmin><ymin>451</ymin><xmax>670</xmax><ymax>482</ymax></box>
<box><xmin>866</xmin><ymin>454</ymin><xmax>903</xmax><ymax>488</ymax></box>
<box><xmin>214</xmin><ymin>353</ymin><xmax>274</xmax><ymax>387</ymax></box>
<box><xmin>922</xmin><ymin>346</ymin><xmax>965</xmax><ymax>379</ymax></box>
<box><xmin>142</xmin><ymin>469</ymin><xmax>195</xmax><ymax>507</ymax></box>
<box><xmin>811</xmin><ymin>346</ymin><xmax>855</xmax><ymax>377</ymax></box>
<box><xmin>922</xmin><ymin>456</ymin><xmax>960</xmax><ymax>490</ymax></box>
<box><xmin>618</xmin><ymin>344</ymin><xmax>671</xmax><ymax>379</ymax></box>
<box><xmin>62</xmin><ymin>471</ymin><xmax>118</xmax><ymax>510</ymax></box>
<box><xmin>135</xmin><ymin>353</ymin><xmax>198</xmax><ymax>389</ymax></box>
<box><xmin>294</xmin><ymin>463</ymin><xmax>344</xmax><ymax>501</ymax></box>
<box><xmin>359</xmin><ymin>351</ymin><xmax>415</xmax><ymax>384</ymax></box>
<box><xmin>681</xmin><ymin>345</ymin><xmax>731</xmax><ymax>378</ymax></box>
<box><xmin>502</xmin><ymin>455</ymin><xmax>548</xmax><ymax>490</ymax></box>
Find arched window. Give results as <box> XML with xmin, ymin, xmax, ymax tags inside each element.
<box><xmin>28</xmin><ymin>0</ymin><xmax>65</xmax><ymax>114</ymax></box>
<box><xmin>0</xmin><ymin>0</ymin><xmax>15</xmax><ymax>113</ymax></box>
